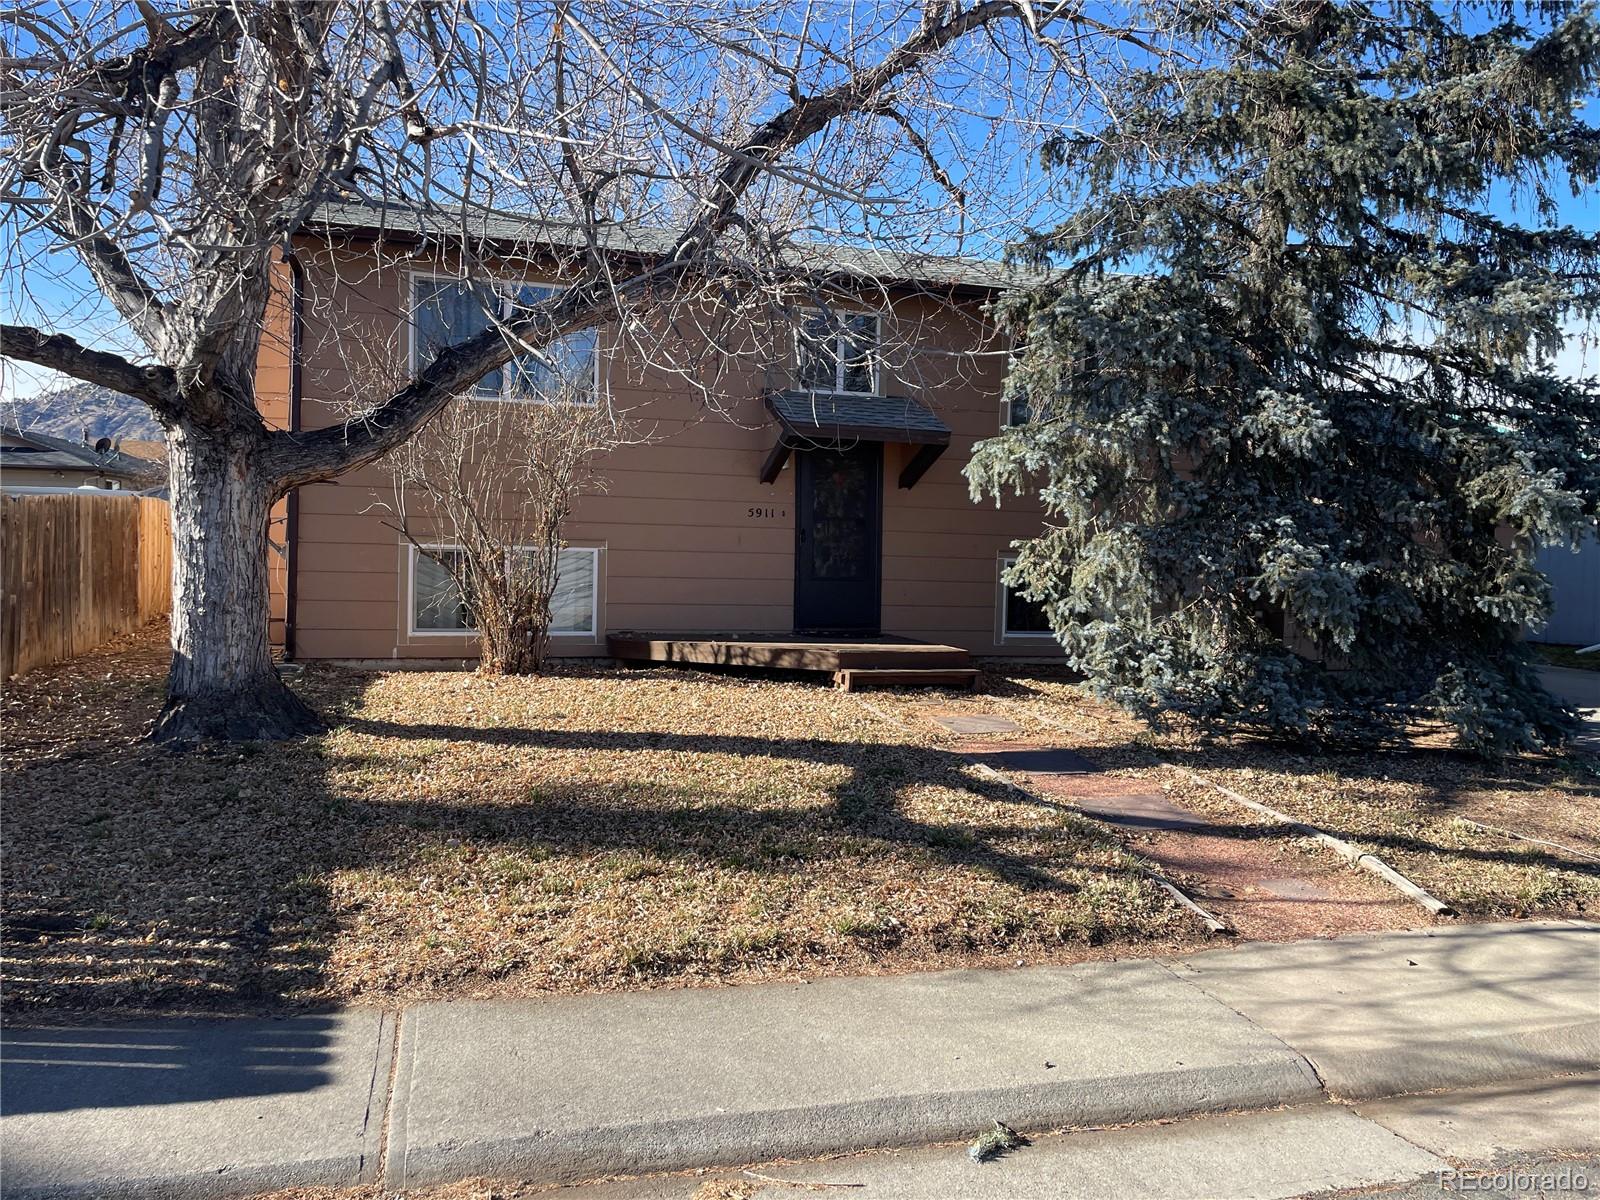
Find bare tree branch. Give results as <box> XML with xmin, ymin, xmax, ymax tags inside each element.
<box><xmin>271</xmin><ymin>0</ymin><xmax>1057</xmax><ymax>484</ymax></box>
<box><xmin>0</xmin><ymin>322</ymin><xmax>176</xmax><ymax>408</ymax></box>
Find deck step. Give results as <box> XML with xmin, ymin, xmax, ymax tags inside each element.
<box><xmin>833</xmin><ymin>667</ymin><xmax>981</xmax><ymax>692</ymax></box>
<box><xmin>608</xmin><ymin>633</ymin><xmax>971</xmax><ymax>672</ymax></box>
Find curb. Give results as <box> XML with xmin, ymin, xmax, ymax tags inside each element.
<box><xmin>1308</xmin><ymin>1020</ymin><xmax>1600</xmax><ymax>1101</ymax></box>
<box><xmin>388</xmin><ymin>1058</ymin><xmax>1326</xmax><ymax>1189</ymax></box>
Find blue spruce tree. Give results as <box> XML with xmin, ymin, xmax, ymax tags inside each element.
<box><xmin>969</xmin><ymin>1</ymin><xmax>1600</xmax><ymax>754</ymax></box>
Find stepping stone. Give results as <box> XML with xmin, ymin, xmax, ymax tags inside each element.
<box><xmin>977</xmin><ymin>746</ymin><xmax>1098</xmax><ymax>775</ymax></box>
<box><xmin>926</xmin><ymin>711</ymin><xmax>1023</xmax><ymax>735</ymax></box>
<box><xmin>1068</xmin><ymin>791</ymin><xmax>1215</xmax><ymax>833</ymax></box>
<box><xmin>1256</xmin><ymin>876</ymin><xmax>1336</xmax><ymax>901</ymax></box>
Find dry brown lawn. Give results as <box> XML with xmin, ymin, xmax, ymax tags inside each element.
<box><xmin>1</xmin><ymin>621</ymin><xmax>1185</xmax><ymax>1016</ymax></box>
<box><xmin>5</xmin><ymin>622</ymin><xmax>1593</xmax><ymax>1020</ymax></box>
<box><xmin>865</xmin><ymin>674</ymin><xmax>1600</xmax><ymax>920</ymax></box>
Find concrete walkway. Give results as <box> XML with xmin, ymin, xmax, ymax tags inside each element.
<box><xmin>3</xmin><ymin>921</ymin><xmax>1596</xmax><ymax>1199</ymax></box>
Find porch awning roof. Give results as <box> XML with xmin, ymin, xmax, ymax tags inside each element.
<box><xmin>760</xmin><ymin>391</ymin><xmax>952</xmax><ymax>489</ymax></box>
<box><xmin>765</xmin><ymin>390</ymin><xmax>951</xmax><ymax>446</ymax></box>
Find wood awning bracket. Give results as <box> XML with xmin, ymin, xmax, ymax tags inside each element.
<box><xmin>759</xmin><ymin>438</ymin><xmax>793</xmax><ymax>485</ymax></box>
<box><xmin>897</xmin><ymin>442</ymin><xmax>947</xmax><ymax>489</ymax></box>
<box><xmin>759</xmin><ymin>391</ymin><xmax>951</xmax><ymax>489</ymax></box>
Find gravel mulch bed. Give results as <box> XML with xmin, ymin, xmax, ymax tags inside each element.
<box><xmin>2</xmin><ymin>622</ymin><xmax>1189</xmax><ymax>1017</ymax></box>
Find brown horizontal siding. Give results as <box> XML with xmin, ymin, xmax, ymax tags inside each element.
<box><xmin>295</xmin><ymin>542</ymin><xmax>401</xmax><ymax>573</ymax></box>
<box><xmin>882</xmin><ymin>531</ymin><xmax>1032</xmax><ymax>560</ymax></box>
<box><xmin>296</xmin><ymin>570</ymin><xmax>400</xmax><ymax>602</ymax></box>
<box><xmin>580</xmin><ymin>525</ymin><xmax>786</xmax><ymax>553</ymax></box>
<box><xmin>267</xmin><ymin>243</ymin><xmax>1061</xmax><ymax>662</ymax></box>
<box><xmin>612</xmin><ymin>549</ymin><xmax>792</xmax><ymax>578</ymax></box>
<box><xmin>608</xmin><ymin>576</ymin><xmax>791</xmax><ymax>607</ymax></box>
<box><xmin>296</xmin><ymin>598</ymin><xmax>399</xmax><ymax>630</ymax></box>
<box><xmin>882</xmin><ymin>580</ymin><xmax>998</xmax><ymax>607</ymax></box>
<box><xmin>606</xmin><ymin>602</ymin><xmax>793</xmax><ymax>630</ymax></box>
<box><xmin>882</xmin><ymin>555</ymin><xmax>1012</xmax><ymax>584</ymax></box>
<box><xmin>894</xmin><ymin>506</ymin><xmax>1030</xmax><ymax>531</ymax></box>
<box><xmin>295</xmin><ymin>470</ymin><xmax>789</xmax><ymax>514</ymax></box>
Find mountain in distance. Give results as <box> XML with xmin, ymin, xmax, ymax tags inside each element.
<box><xmin>3</xmin><ymin>381</ymin><xmax>162</xmax><ymax>444</ymax></box>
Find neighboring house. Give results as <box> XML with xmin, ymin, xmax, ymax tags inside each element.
<box><xmin>116</xmin><ymin>439</ymin><xmax>168</xmax><ymax>469</ymax></box>
<box><xmin>1534</xmin><ymin>534</ymin><xmax>1600</xmax><ymax>647</ymax></box>
<box><xmin>0</xmin><ymin>424</ymin><xmax>158</xmax><ymax>492</ymax></box>
<box><xmin>258</xmin><ymin>202</ymin><xmax>1062</xmax><ymax>662</ymax></box>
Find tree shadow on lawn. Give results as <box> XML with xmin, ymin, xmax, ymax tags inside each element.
<box><xmin>349</xmin><ymin>715</ymin><xmax>1600</xmax><ymax>879</ymax></box>
<box><xmin>5</xmin><ymin>665</ymin><xmax>1593</xmax><ymax>1023</ymax></box>
<box><xmin>1062</xmin><ymin>707</ymin><xmax>1597</xmax><ymax>811</ymax></box>
<box><xmin>1</xmin><ymin>672</ymin><xmax>1139</xmax><ymax>1019</ymax></box>
<box><xmin>1159</xmin><ymin>739</ymin><xmax>1599</xmax><ymax>851</ymax></box>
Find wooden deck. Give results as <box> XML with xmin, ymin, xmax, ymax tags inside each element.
<box><xmin>606</xmin><ymin>632</ymin><xmax>974</xmax><ymax>673</ymax></box>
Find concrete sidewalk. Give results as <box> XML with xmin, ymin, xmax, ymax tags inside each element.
<box><xmin>1541</xmin><ymin>665</ymin><xmax>1600</xmax><ymax>753</ymax></box>
<box><xmin>3</xmin><ymin>920</ymin><xmax>1596</xmax><ymax>1199</ymax></box>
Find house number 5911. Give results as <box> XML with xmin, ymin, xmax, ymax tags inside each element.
<box><xmin>748</xmin><ymin>506</ymin><xmax>786</xmax><ymax>519</ymax></box>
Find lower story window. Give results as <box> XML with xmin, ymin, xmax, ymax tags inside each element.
<box><xmin>410</xmin><ymin>544</ymin><xmax>599</xmax><ymax>637</ymax></box>
<box><xmin>413</xmin><ymin>548</ymin><xmax>474</xmax><ymax>632</ymax></box>
<box><xmin>548</xmin><ymin>547</ymin><xmax>599</xmax><ymax>636</ymax></box>
<box><xmin>1000</xmin><ymin>555</ymin><xmax>1052</xmax><ymax>638</ymax></box>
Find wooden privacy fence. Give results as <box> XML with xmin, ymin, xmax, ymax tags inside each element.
<box><xmin>0</xmin><ymin>493</ymin><xmax>172</xmax><ymax>679</ymax></box>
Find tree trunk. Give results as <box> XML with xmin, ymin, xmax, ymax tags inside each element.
<box><xmin>148</xmin><ymin>422</ymin><xmax>324</xmax><ymax>744</ymax></box>
<box><xmin>477</xmin><ymin>607</ymin><xmax>549</xmax><ymax>675</ymax></box>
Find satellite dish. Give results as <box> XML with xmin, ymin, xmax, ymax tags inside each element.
<box><xmin>93</xmin><ymin>436</ymin><xmax>112</xmax><ymax>455</ymax></box>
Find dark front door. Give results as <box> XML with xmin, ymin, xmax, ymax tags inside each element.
<box><xmin>795</xmin><ymin>443</ymin><xmax>882</xmax><ymax>632</ymax></box>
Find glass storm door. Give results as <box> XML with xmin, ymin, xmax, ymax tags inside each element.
<box><xmin>795</xmin><ymin>443</ymin><xmax>882</xmax><ymax>633</ymax></box>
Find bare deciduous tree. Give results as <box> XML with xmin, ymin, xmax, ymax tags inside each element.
<box><xmin>380</xmin><ymin>363</ymin><xmax>639</xmax><ymax>675</ymax></box>
<box><xmin>0</xmin><ymin>0</ymin><xmax>1159</xmax><ymax>742</ymax></box>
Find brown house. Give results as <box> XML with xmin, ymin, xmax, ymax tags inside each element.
<box><xmin>0</xmin><ymin>424</ymin><xmax>159</xmax><ymax>492</ymax></box>
<box><xmin>258</xmin><ymin>205</ymin><xmax>1062</xmax><ymax>669</ymax></box>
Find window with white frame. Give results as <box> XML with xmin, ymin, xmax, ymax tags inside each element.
<box><xmin>409</xmin><ymin>544</ymin><xmax>600</xmax><ymax>637</ymax></box>
<box><xmin>411</xmin><ymin>276</ymin><xmax>598</xmax><ymax>403</ymax></box>
<box><xmin>1002</xmin><ymin>344</ymin><xmax>1032</xmax><ymax>427</ymax></box>
<box><xmin>1002</xmin><ymin>387</ymin><xmax>1032</xmax><ymax>427</ymax></box>
<box><xmin>999</xmin><ymin>555</ymin><xmax>1052</xmax><ymax>638</ymax></box>
<box><xmin>797</xmin><ymin>309</ymin><xmax>878</xmax><ymax>394</ymax></box>
<box><xmin>412</xmin><ymin>547</ymin><xmax>475</xmax><ymax>632</ymax></box>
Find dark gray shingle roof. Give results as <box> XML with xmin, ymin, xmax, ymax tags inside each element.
<box><xmin>767</xmin><ymin>390</ymin><xmax>951</xmax><ymax>445</ymax></box>
<box><xmin>306</xmin><ymin>199</ymin><xmax>1035</xmax><ymax>293</ymax></box>
<box><xmin>0</xmin><ymin>424</ymin><xmax>154</xmax><ymax>481</ymax></box>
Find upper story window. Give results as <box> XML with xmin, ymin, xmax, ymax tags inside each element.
<box><xmin>1003</xmin><ymin>389</ymin><xmax>1032</xmax><ymax>427</ymax></box>
<box><xmin>1003</xmin><ymin>345</ymin><xmax>1031</xmax><ymax>426</ymax></box>
<box><xmin>798</xmin><ymin>310</ymin><xmax>879</xmax><ymax>395</ymax></box>
<box><xmin>411</xmin><ymin>275</ymin><xmax>598</xmax><ymax>403</ymax></box>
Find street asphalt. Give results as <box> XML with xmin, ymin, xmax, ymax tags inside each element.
<box><xmin>1</xmin><ymin>920</ymin><xmax>1596</xmax><ymax>1198</ymax></box>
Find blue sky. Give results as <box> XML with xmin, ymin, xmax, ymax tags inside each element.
<box><xmin>7</xmin><ymin>173</ymin><xmax>1595</xmax><ymax>401</ymax></box>
<box><xmin>3</xmin><ymin>2</ymin><xmax>1598</xmax><ymax>400</ymax></box>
